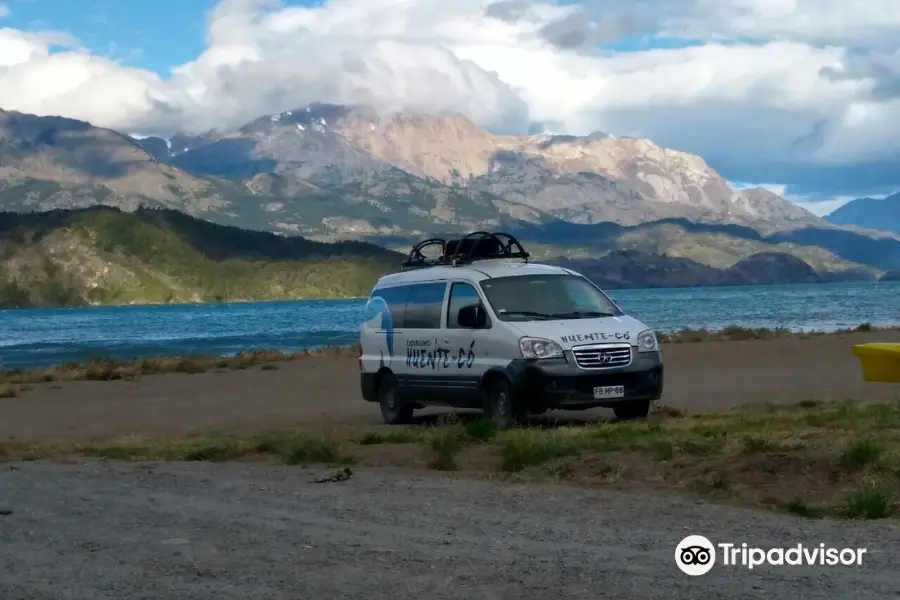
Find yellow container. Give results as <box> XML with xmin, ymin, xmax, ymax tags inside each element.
<box><xmin>852</xmin><ymin>343</ymin><xmax>900</xmax><ymax>383</ymax></box>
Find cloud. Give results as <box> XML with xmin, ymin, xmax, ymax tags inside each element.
<box><xmin>0</xmin><ymin>4</ymin><xmax>8</xmax><ymax>19</ymax></box>
<box><xmin>793</xmin><ymin>197</ymin><xmax>854</xmax><ymax>217</ymax></box>
<box><xmin>664</xmin><ymin>0</ymin><xmax>900</xmax><ymax>48</ymax></box>
<box><xmin>0</xmin><ymin>0</ymin><xmax>899</xmax><ymax>200</ymax></box>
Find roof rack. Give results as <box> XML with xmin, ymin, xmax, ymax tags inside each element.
<box><xmin>400</xmin><ymin>231</ymin><xmax>531</xmax><ymax>271</ymax></box>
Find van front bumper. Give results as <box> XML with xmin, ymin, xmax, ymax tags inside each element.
<box><xmin>508</xmin><ymin>350</ymin><xmax>663</xmax><ymax>411</ymax></box>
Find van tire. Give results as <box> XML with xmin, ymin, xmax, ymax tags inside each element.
<box><xmin>485</xmin><ymin>378</ymin><xmax>524</xmax><ymax>429</ymax></box>
<box><xmin>378</xmin><ymin>373</ymin><xmax>413</xmax><ymax>425</ymax></box>
<box><xmin>613</xmin><ymin>400</ymin><xmax>651</xmax><ymax>421</ymax></box>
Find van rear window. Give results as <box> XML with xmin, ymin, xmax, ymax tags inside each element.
<box><xmin>369</xmin><ymin>281</ymin><xmax>447</xmax><ymax>329</ymax></box>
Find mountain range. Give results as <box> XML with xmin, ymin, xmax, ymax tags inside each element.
<box><xmin>824</xmin><ymin>192</ymin><xmax>900</xmax><ymax>236</ymax></box>
<box><xmin>3</xmin><ymin>205</ymin><xmax>893</xmax><ymax>310</ymax></box>
<box><xmin>2</xmin><ymin>103</ymin><xmax>900</xmax><ymax>281</ymax></box>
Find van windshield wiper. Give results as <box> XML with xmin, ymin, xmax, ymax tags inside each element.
<box><xmin>548</xmin><ymin>311</ymin><xmax>617</xmax><ymax>319</ymax></box>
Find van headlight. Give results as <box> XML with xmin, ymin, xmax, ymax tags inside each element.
<box><xmin>636</xmin><ymin>330</ymin><xmax>659</xmax><ymax>353</ymax></box>
<box><xmin>519</xmin><ymin>337</ymin><xmax>564</xmax><ymax>360</ymax></box>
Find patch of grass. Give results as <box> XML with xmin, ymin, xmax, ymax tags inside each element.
<box><xmin>647</xmin><ymin>439</ymin><xmax>676</xmax><ymax>460</ymax></box>
<box><xmin>79</xmin><ymin>444</ymin><xmax>152</xmax><ymax>461</ymax></box>
<box><xmin>678</xmin><ymin>437</ymin><xmax>726</xmax><ymax>456</ymax></box>
<box><xmin>656</xmin><ymin>323</ymin><xmax>900</xmax><ymax>344</ymax></box>
<box><xmin>356</xmin><ymin>429</ymin><xmax>423</xmax><ymax>445</ymax></box>
<box><xmin>252</xmin><ymin>432</ymin><xmax>289</xmax><ymax>454</ymax></box>
<box><xmin>181</xmin><ymin>438</ymin><xmax>245</xmax><ymax>461</ymax></box>
<box><xmin>587</xmin><ymin>422</ymin><xmax>665</xmax><ymax>452</ymax></box>
<box><xmin>278</xmin><ymin>433</ymin><xmax>350</xmax><ymax>465</ymax></box>
<box><xmin>740</xmin><ymin>435</ymin><xmax>783</xmax><ymax>454</ymax></box>
<box><xmin>427</xmin><ymin>426</ymin><xmax>465</xmax><ymax>471</ymax></box>
<box><xmin>651</xmin><ymin>404</ymin><xmax>686</xmax><ymax>419</ymax></box>
<box><xmin>499</xmin><ymin>429</ymin><xmax>581</xmax><ymax>472</ymax></box>
<box><xmin>5</xmin><ymin>398</ymin><xmax>900</xmax><ymax>520</ymax></box>
<box><xmin>174</xmin><ymin>358</ymin><xmax>207</xmax><ymax>375</ymax></box>
<box><xmin>84</xmin><ymin>357</ymin><xmax>123</xmax><ymax>381</ymax></box>
<box><xmin>840</xmin><ymin>438</ymin><xmax>886</xmax><ymax>470</ymax></box>
<box><xmin>843</xmin><ymin>488</ymin><xmax>894</xmax><ymax>519</ymax></box>
<box><xmin>0</xmin><ymin>346</ymin><xmax>358</xmax><ymax>386</ymax></box>
<box><xmin>0</xmin><ymin>384</ymin><xmax>17</xmax><ymax>398</ymax></box>
<box><xmin>464</xmin><ymin>418</ymin><xmax>498</xmax><ymax>442</ymax></box>
<box><xmin>784</xmin><ymin>500</ymin><xmax>826</xmax><ymax>519</ymax></box>
<box><xmin>795</xmin><ymin>399</ymin><xmax>822</xmax><ymax>409</ymax></box>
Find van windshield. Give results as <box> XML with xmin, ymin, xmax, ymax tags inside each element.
<box><xmin>479</xmin><ymin>274</ymin><xmax>623</xmax><ymax>322</ymax></box>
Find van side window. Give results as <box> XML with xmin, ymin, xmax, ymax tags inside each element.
<box><xmin>447</xmin><ymin>282</ymin><xmax>488</xmax><ymax>328</ymax></box>
<box><xmin>404</xmin><ymin>282</ymin><xmax>447</xmax><ymax>329</ymax></box>
<box><xmin>371</xmin><ymin>285</ymin><xmax>410</xmax><ymax>329</ymax></box>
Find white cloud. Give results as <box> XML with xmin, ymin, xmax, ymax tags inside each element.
<box><xmin>0</xmin><ymin>4</ymin><xmax>9</xmax><ymax>19</ymax></box>
<box><xmin>793</xmin><ymin>197</ymin><xmax>853</xmax><ymax>217</ymax></box>
<box><xmin>665</xmin><ymin>0</ymin><xmax>900</xmax><ymax>48</ymax></box>
<box><xmin>0</xmin><ymin>0</ymin><xmax>899</xmax><ymax>196</ymax></box>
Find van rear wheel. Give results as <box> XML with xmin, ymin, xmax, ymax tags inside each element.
<box><xmin>613</xmin><ymin>400</ymin><xmax>651</xmax><ymax>421</ymax></box>
<box><xmin>378</xmin><ymin>373</ymin><xmax>414</xmax><ymax>425</ymax></box>
<box><xmin>485</xmin><ymin>378</ymin><xmax>524</xmax><ymax>429</ymax></box>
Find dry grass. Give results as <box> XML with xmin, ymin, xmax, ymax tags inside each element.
<box><xmin>656</xmin><ymin>322</ymin><xmax>896</xmax><ymax>343</ymax></box>
<box><xmin>0</xmin><ymin>346</ymin><xmax>358</xmax><ymax>386</ymax></box>
<box><xmin>4</xmin><ymin>398</ymin><xmax>900</xmax><ymax>520</ymax></box>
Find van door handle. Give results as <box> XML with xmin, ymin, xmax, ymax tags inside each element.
<box><xmin>443</xmin><ymin>339</ymin><xmax>449</xmax><ymax>345</ymax></box>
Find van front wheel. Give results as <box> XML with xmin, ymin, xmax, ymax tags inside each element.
<box><xmin>378</xmin><ymin>373</ymin><xmax>413</xmax><ymax>425</ymax></box>
<box><xmin>486</xmin><ymin>378</ymin><xmax>524</xmax><ymax>429</ymax></box>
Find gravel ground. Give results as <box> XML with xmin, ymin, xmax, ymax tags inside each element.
<box><xmin>1</xmin><ymin>461</ymin><xmax>899</xmax><ymax>600</ymax></box>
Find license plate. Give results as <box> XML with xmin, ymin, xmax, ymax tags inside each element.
<box><xmin>593</xmin><ymin>385</ymin><xmax>625</xmax><ymax>399</ymax></box>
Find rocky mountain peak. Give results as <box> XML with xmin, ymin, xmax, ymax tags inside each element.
<box><xmin>0</xmin><ymin>109</ymin><xmax>220</xmax><ymax>212</ymax></box>
<box><xmin>140</xmin><ymin>101</ymin><xmax>829</xmax><ymax>232</ymax></box>
<box><xmin>240</xmin><ymin>103</ymin><xmax>367</xmax><ymax>134</ymax></box>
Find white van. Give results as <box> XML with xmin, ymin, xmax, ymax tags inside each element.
<box><xmin>359</xmin><ymin>232</ymin><xmax>663</xmax><ymax>428</ymax></box>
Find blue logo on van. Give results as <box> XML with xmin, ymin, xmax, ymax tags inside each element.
<box><xmin>364</xmin><ymin>295</ymin><xmax>394</xmax><ymax>358</ymax></box>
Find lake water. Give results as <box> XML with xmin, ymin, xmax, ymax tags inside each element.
<box><xmin>1</xmin><ymin>281</ymin><xmax>898</xmax><ymax>371</ymax></box>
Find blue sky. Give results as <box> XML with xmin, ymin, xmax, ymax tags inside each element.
<box><xmin>3</xmin><ymin>0</ymin><xmax>217</xmax><ymax>72</ymax></box>
<box><xmin>5</xmin><ymin>0</ymin><xmax>708</xmax><ymax>71</ymax></box>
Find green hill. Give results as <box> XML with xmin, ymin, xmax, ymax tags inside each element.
<box><xmin>0</xmin><ymin>206</ymin><xmax>403</xmax><ymax>308</ymax></box>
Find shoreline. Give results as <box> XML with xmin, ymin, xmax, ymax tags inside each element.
<box><xmin>0</xmin><ymin>279</ymin><xmax>897</xmax><ymax>312</ymax></box>
<box><xmin>0</xmin><ymin>294</ymin><xmax>370</xmax><ymax>313</ymax></box>
<box><xmin>1</xmin><ymin>322</ymin><xmax>897</xmax><ymax>386</ymax></box>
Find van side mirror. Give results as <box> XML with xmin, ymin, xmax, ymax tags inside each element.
<box><xmin>457</xmin><ymin>304</ymin><xmax>486</xmax><ymax>328</ymax></box>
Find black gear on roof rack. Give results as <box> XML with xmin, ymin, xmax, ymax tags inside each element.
<box><xmin>400</xmin><ymin>231</ymin><xmax>531</xmax><ymax>271</ymax></box>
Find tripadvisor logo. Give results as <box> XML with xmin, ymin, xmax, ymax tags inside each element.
<box><xmin>675</xmin><ymin>534</ymin><xmax>868</xmax><ymax>575</ymax></box>
<box><xmin>675</xmin><ymin>535</ymin><xmax>716</xmax><ymax>576</ymax></box>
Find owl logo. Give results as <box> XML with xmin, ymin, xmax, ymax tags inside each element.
<box><xmin>363</xmin><ymin>295</ymin><xmax>394</xmax><ymax>367</ymax></box>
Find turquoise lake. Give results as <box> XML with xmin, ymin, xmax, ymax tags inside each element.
<box><xmin>1</xmin><ymin>281</ymin><xmax>897</xmax><ymax>371</ymax></box>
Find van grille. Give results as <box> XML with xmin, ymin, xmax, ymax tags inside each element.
<box><xmin>571</xmin><ymin>343</ymin><xmax>632</xmax><ymax>370</ymax></box>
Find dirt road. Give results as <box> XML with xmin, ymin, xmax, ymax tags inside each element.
<box><xmin>2</xmin><ymin>331</ymin><xmax>898</xmax><ymax>440</ymax></box>
<box><xmin>1</xmin><ymin>461</ymin><xmax>897</xmax><ymax>600</ymax></box>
